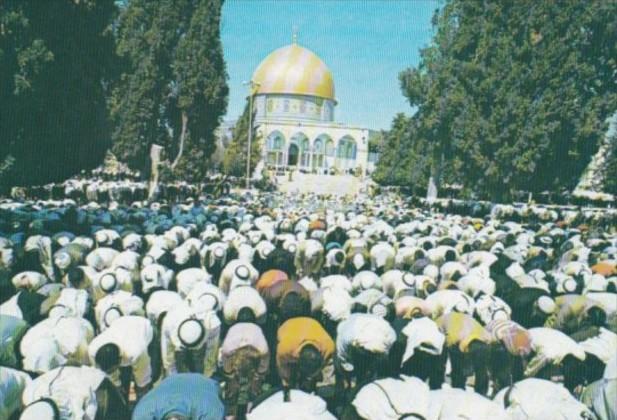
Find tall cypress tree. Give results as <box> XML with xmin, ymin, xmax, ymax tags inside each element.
<box><xmin>398</xmin><ymin>1</ymin><xmax>617</xmax><ymax>201</ymax></box>
<box><xmin>110</xmin><ymin>0</ymin><xmax>228</xmax><ymax>181</ymax></box>
<box><xmin>0</xmin><ymin>0</ymin><xmax>117</xmax><ymax>188</ymax></box>
<box><xmin>222</xmin><ymin>102</ymin><xmax>262</xmax><ymax>178</ymax></box>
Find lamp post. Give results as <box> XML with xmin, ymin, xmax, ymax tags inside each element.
<box><xmin>243</xmin><ymin>80</ymin><xmax>260</xmax><ymax>190</ymax></box>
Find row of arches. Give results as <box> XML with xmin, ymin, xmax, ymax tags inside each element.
<box><xmin>265</xmin><ymin>131</ymin><xmax>358</xmax><ymax>170</ymax></box>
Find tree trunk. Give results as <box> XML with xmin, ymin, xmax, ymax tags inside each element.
<box><xmin>426</xmin><ymin>149</ymin><xmax>442</xmax><ymax>200</ymax></box>
<box><xmin>171</xmin><ymin>111</ymin><xmax>188</xmax><ymax>170</ymax></box>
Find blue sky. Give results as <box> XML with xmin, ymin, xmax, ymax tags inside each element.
<box><xmin>221</xmin><ymin>0</ymin><xmax>438</xmax><ymax>130</ymax></box>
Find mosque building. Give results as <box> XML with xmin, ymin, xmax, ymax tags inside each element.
<box><xmin>249</xmin><ymin>38</ymin><xmax>373</xmax><ymax>176</ymax></box>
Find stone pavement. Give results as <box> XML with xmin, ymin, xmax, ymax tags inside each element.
<box><xmin>275</xmin><ymin>172</ymin><xmax>362</xmax><ymax>196</ymax></box>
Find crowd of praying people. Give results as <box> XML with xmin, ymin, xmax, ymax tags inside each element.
<box><xmin>0</xmin><ymin>182</ymin><xmax>616</xmax><ymax>420</ymax></box>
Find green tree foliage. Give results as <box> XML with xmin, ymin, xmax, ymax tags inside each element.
<box><xmin>373</xmin><ymin>114</ymin><xmax>434</xmax><ymax>193</ymax></box>
<box><xmin>223</xmin><ymin>102</ymin><xmax>262</xmax><ymax>177</ymax></box>
<box><xmin>604</xmin><ymin>131</ymin><xmax>617</xmax><ymax>195</ymax></box>
<box><xmin>0</xmin><ymin>0</ymin><xmax>117</xmax><ymax>187</ymax></box>
<box><xmin>110</xmin><ymin>0</ymin><xmax>228</xmax><ymax>182</ymax></box>
<box><xmin>398</xmin><ymin>1</ymin><xmax>617</xmax><ymax>201</ymax></box>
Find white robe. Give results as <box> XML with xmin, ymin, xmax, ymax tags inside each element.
<box><xmin>223</xmin><ymin>286</ymin><xmax>267</xmax><ymax>323</ymax></box>
<box><xmin>429</xmin><ymin>388</ymin><xmax>510</xmax><ymax>420</ymax></box>
<box><xmin>248</xmin><ymin>390</ymin><xmax>336</xmax><ymax>420</ymax></box>
<box><xmin>401</xmin><ymin>317</ymin><xmax>445</xmax><ymax>365</ymax></box>
<box><xmin>526</xmin><ymin>327</ymin><xmax>586</xmax><ymax>376</ymax></box>
<box><xmin>160</xmin><ymin>303</ymin><xmax>220</xmax><ymax>377</ymax></box>
<box><xmin>494</xmin><ymin>378</ymin><xmax>596</xmax><ymax>420</ymax></box>
<box><xmin>336</xmin><ymin>313</ymin><xmax>396</xmax><ymax>372</ymax></box>
<box><xmin>95</xmin><ymin>290</ymin><xmax>145</xmax><ymax>331</ymax></box>
<box><xmin>353</xmin><ymin>376</ymin><xmax>430</xmax><ymax>420</ymax></box>
<box><xmin>21</xmin><ymin>316</ymin><xmax>94</xmax><ymax>373</ymax></box>
<box><xmin>22</xmin><ymin>366</ymin><xmax>106</xmax><ymax>420</ymax></box>
<box><xmin>88</xmin><ymin>315</ymin><xmax>153</xmax><ymax>388</ymax></box>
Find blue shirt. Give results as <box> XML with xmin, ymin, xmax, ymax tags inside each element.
<box><xmin>132</xmin><ymin>374</ymin><xmax>225</xmax><ymax>420</ymax></box>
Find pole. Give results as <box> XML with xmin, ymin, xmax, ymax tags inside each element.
<box><xmin>246</xmin><ymin>89</ymin><xmax>253</xmax><ymax>189</ymax></box>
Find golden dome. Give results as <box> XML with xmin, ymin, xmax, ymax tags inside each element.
<box><xmin>252</xmin><ymin>44</ymin><xmax>335</xmax><ymax>101</ymax></box>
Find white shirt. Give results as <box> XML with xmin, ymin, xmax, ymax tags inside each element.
<box><xmin>145</xmin><ymin>290</ymin><xmax>183</xmax><ymax>324</ymax></box>
<box><xmin>312</xmin><ymin>286</ymin><xmax>353</xmax><ymax>322</ymax></box>
<box><xmin>140</xmin><ymin>264</ymin><xmax>173</xmax><ymax>294</ymax></box>
<box><xmin>11</xmin><ymin>271</ymin><xmax>48</xmax><ymax>291</ymax></box>
<box><xmin>526</xmin><ymin>327</ymin><xmax>586</xmax><ymax>376</ymax></box>
<box><xmin>493</xmin><ymin>378</ymin><xmax>595</xmax><ymax>420</ymax></box>
<box><xmin>219</xmin><ymin>259</ymin><xmax>259</xmax><ymax>294</ymax></box>
<box><xmin>186</xmin><ymin>282</ymin><xmax>226</xmax><ymax>312</ymax></box>
<box><xmin>86</xmin><ymin>247</ymin><xmax>119</xmax><ymax>271</ymax></box>
<box><xmin>0</xmin><ymin>293</ymin><xmax>23</xmax><ymax>319</ymax></box>
<box><xmin>175</xmin><ymin>267</ymin><xmax>212</xmax><ymax>298</ymax></box>
<box><xmin>22</xmin><ymin>366</ymin><xmax>106</xmax><ymax>420</ymax></box>
<box><xmin>579</xmin><ymin>327</ymin><xmax>617</xmax><ymax>364</ymax></box>
<box><xmin>458</xmin><ymin>274</ymin><xmax>496</xmax><ymax>298</ymax></box>
<box><xmin>21</xmin><ymin>316</ymin><xmax>94</xmax><ymax>373</ymax></box>
<box><xmin>370</xmin><ymin>242</ymin><xmax>395</xmax><ymax>270</ymax></box>
<box><xmin>353</xmin><ymin>376</ymin><xmax>430</xmax><ymax>420</ymax></box>
<box><xmin>586</xmin><ymin>292</ymin><xmax>617</xmax><ymax>315</ymax></box>
<box><xmin>50</xmin><ymin>288</ymin><xmax>90</xmax><ymax>318</ymax></box>
<box><xmin>440</xmin><ymin>261</ymin><xmax>468</xmax><ymax>281</ymax></box>
<box><xmin>319</xmin><ymin>275</ymin><xmax>352</xmax><ymax>292</ymax></box>
<box><xmin>88</xmin><ymin>315</ymin><xmax>153</xmax><ymax>388</ymax></box>
<box><xmin>95</xmin><ymin>290</ymin><xmax>145</xmax><ymax>331</ymax></box>
<box><xmin>352</xmin><ymin>271</ymin><xmax>382</xmax><ymax>293</ymax></box>
<box><xmin>401</xmin><ymin>317</ymin><xmax>445</xmax><ymax>364</ymax></box>
<box><xmin>475</xmin><ymin>294</ymin><xmax>512</xmax><ymax>325</ymax></box>
<box><xmin>428</xmin><ymin>388</ymin><xmax>509</xmax><ymax>420</ymax></box>
<box><xmin>424</xmin><ymin>289</ymin><xmax>475</xmax><ymax>317</ymax></box>
<box><xmin>381</xmin><ymin>270</ymin><xmax>415</xmax><ymax>298</ymax></box>
<box><xmin>223</xmin><ymin>286</ymin><xmax>267</xmax><ymax>323</ymax></box>
<box><xmin>336</xmin><ymin>313</ymin><xmax>396</xmax><ymax>372</ymax></box>
<box><xmin>295</xmin><ymin>239</ymin><xmax>325</xmax><ymax>276</ymax></box>
<box><xmin>160</xmin><ymin>303</ymin><xmax>221</xmax><ymax>376</ymax></box>
<box><xmin>248</xmin><ymin>390</ymin><xmax>336</xmax><ymax>420</ymax></box>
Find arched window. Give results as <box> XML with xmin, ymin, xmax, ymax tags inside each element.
<box><xmin>325</xmin><ymin>139</ymin><xmax>335</xmax><ymax>157</ymax></box>
<box><xmin>336</xmin><ymin>136</ymin><xmax>357</xmax><ymax>169</ymax></box>
<box><xmin>313</xmin><ymin>139</ymin><xmax>323</xmax><ymax>154</ymax></box>
<box><xmin>312</xmin><ymin>135</ymin><xmax>329</xmax><ymax>170</ymax></box>
<box><xmin>300</xmin><ymin>138</ymin><xmax>310</xmax><ymax>167</ymax></box>
<box><xmin>266</xmin><ymin>132</ymin><xmax>285</xmax><ymax>166</ymax></box>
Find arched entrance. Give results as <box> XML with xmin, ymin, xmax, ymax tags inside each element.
<box><xmin>287</xmin><ymin>143</ymin><xmax>299</xmax><ymax>166</ymax></box>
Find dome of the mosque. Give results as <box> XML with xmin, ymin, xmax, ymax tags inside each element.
<box><xmin>252</xmin><ymin>43</ymin><xmax>335</xmax><ymax>101</ymax></box>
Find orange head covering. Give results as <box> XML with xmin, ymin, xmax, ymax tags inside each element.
<box><xmin>591</xmin><ymin>261</ymin><xmax>616</xmax><ymax>277</ymax></box>
<box><xmin>309</xmin><ymin>220</ymin><xmax>327</xmax><ymax>232</ymax></box>
<box><xmin>256</xmin><ymin>269</ymin><xmax>289</xmax><ymax>293</ymax></box>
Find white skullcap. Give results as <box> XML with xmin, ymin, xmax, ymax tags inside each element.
<box><xmin>213</xmin><ymin>246</ymin><xmax>225</xmax><ymax>258</ymax></box>
<box><xmin>492</xmin><ymin>309</ymin><xmax>510</xmax><ymax>321</ymax></box>
<box><xmin>177</xmin><ymin>318</ymin><xmax>205</xmax><ymax>348</ymax></box>
<box><xmin>401</xmin><ymin>272</ymin><xmax>415</xmax><ymax>287</ymax></box>
<box><xmin>371</xmin><ymin>302</ymin><xmax>388</xmax><ymax>318</ymax></box>
<box><xmin>99</xmin><ymin>273</ymin><xmax>117</xmax><ymax>293</ymax></box>
<box><xmin>537</xmin><ymin>296</ymin><xmax>556</xmax><ymax>314</ymax></box>
<box><xmin>104</xmin><ymin>306</ymin><xmax>123</xmax><ymax>327</ymax></box>
<box><xmin>563</xmin><ymin>277</ymin><xmax>577</xmax><ymax>293</ymax></box>
<box><xmin>235</xmin><ymin>265</ymin><xmax>250</xmax><ymax>280</ymax></box>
